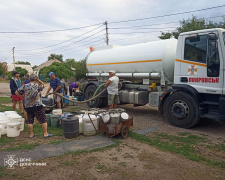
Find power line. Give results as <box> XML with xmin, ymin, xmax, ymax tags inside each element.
<box><xmin>0</xmin><ymin>23</ymin><xmax>103</xmax><ymax>34</ymax></box>
<box><xmin>109</xmin><ymin>4</ymin><xmax>225</xmax><ymax>24</ymax></box>
<box><xmin>17</xmin><ymin>25</ymin><xmax>104</xmax><ymax>52</ymax></box>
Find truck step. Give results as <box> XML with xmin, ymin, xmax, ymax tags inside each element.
<box><xmin>202</xmin><ymin>101</ymin><xmax>219</xmax><ymax>106</ymax></box>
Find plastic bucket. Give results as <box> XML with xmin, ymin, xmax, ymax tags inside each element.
<box><xmin>76</xmin><ymin>115</ymin><xmax>83</xmax><ymax>133</ymax></box>
<box><xmin>0</xmin><ymin>120</ymin><xmax>10</xmax><ymax>135</ymax></box>
<box><xmin>4</xmin><ymin>111</ymin><xmax>18</xmax><ymax>115</ymax></box>
<box><xmin>52</xmin><ymin>109</ymin><xmax>62</xmax><ymax>115</ymax></box>
<box><xmin>62</xmin><ymin>115</ymin><xmax>79</xmax><ymax>139</ymax></box>
<box><xmin>7</xmin><ymin>122</ymin><xmax>21</xmax><ymax>137</ymax></box>
<box><xmin>0</xmin><ymin>125</ymin><xmax>2</xmax><ymax>138</ymax></box>
<box><xmin>71</xmin><ymin>98</ymin><xmax>78</xmax><ymax>106</ymax></box>
<box><xmin>46</xmin><ymin>114</ymin><xmax>52</xmax><ymax>127</ymax></box>
<box><xmin>64</xmin><ymin>95</ymin><xmax>69</xmax><ymax>104</ymax></box>
<box><xmin>51</xmin><ymin>115</ymin><xmax>60</xmax><ymax>128</ymax></box>
<box><xmin>0</xmin><ymin>116</ymin><xmax>9</xmax><ymax>121</ymax></box>
<box><xmin>18</xmin><ymin>118</ymin><xmax>25</xmax><ymax>131</ymax></box>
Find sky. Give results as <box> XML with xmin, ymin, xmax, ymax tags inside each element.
<box><xmin>0</xmin><ymin>0</ymin><xmax>225</xmax><ymax>66</ymax></box>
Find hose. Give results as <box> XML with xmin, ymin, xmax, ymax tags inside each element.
<box><xmin>89</xmin><ymin>83</ymin><xmax>106</xmax><ymax>105</ymax></box>
<box><xmin>47</xmin><ymin>85</ymin><xmax>107</xmax><ymax>104</ymax></box>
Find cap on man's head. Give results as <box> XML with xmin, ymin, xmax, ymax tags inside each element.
<box><xmin>108</xmin><ymin>70</ymin><xmax>115</xmax><ymax>74</ymax></box>
<box><xmin>49</xmin><ymin>72</ymin><xmax>55</xmax><ymax>76</ymax></box>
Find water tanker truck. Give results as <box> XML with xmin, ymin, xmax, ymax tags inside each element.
<box><xmin>83</xmin><ymin>28</ymin><xmax>225</xmax><ymax>128</ymax></box>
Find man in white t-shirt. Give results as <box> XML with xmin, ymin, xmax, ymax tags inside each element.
<box><xmin>105</xmin><ymin>70</ymin><xmax>120</xmax><ymax>109</ymax></box>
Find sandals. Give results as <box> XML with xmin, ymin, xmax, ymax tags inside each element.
<box><xmin>43</xmin><ymin>134</ymin><xmax>53</xmax><ymax>138</ymax></box>
<box><xmin>28</xmin><ymin>134</ymin><xmax>36</xmax><ymax>139</ymax></box>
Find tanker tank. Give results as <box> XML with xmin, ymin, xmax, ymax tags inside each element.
<box><xmin>86</xmin><ymin>38</ymin><xmax>177</xmax><ymax>83</ymax></box>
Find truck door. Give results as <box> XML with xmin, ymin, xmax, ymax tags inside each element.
<box><xmin>176</xmin><ymin>31</ymin><xmax>223</xmax><ymax>94</ymax></box>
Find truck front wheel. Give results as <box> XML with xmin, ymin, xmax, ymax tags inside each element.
<box><xmin>163</xmin><ymin>91</ymin><xmax>199</xmax><ymax>128</ymax></box>
<box><xmin>85</xmin><ymin>85</ymin><xmax>103</xmax><ymax>108</ymax></box>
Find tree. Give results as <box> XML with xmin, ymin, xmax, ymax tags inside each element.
<box><xmin>73</xmin><ymin>58</ymin><xmax>88</xmax><ymax>80</ymax></box>
<box><xmin>32</xmin><ymin>65</ymin><xmax>38</xmax><ymax>69</ymax></box>
<box><xmin>48</xmin><ymin>54</ymin><xmax>63</xmax><ymax>62</ymax></box>
<box><xmin>15</xmin><ymin>61</ymin><xmax>30</xmax><ymax>65</ymax></box>
<box><xmin>159</xmin><ymin>16</ymin><xmax>225</xmax><ymax>39</ymax></box>
<box><xmin>65</xmin><ymin>58</ymin><xmax>76</xmax><ymax>68</ymax></box>
<box><xmin>8</xmin><ymin>67</ymin><xmax>28</xmax><ymax>79</ymax></box>
<box><xmin>39</xmin><ymin>62</ymin><xmax>74</xmax><ymax>79</ymax></box>
<box><xmin>0</xmin><ymin>63</ymin><xmax>6</xmax><ymax>75</ymax></box>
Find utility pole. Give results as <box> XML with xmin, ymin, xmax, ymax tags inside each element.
<box><xmin>12</xmin><ymin>47</ymin><xmax>15</xmax><ymax>70</ymax></box>
<box><xmin>104</xmin><ymin>21</ymin><xmax>109</xmax><ymax>45</ymax></box>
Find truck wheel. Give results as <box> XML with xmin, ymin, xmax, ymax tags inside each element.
<box><xmin>85</xmin><ymin>85</ymin><xmax>103</xmax><ymax>108</ymax></box>
<box><xmin>163</xmin><ymin>91</ymin><xmax>199</xmax><ymax>128</ymax></box>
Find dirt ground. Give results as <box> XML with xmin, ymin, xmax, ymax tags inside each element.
<box><xmin>1</xmin><ymin>82</ymin><xmax>225</xmax><ymax>179</ymax></box>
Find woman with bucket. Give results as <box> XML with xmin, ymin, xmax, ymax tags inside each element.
<box><xmin>15</xmin><ymin>74</ymin><xmax>52</xmax><ymax>138</ymax></box>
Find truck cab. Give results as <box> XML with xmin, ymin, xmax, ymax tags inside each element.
<box><xmin>162</xmin><ymin>28</ymin><xmax>225</xmax><ymax>128</ymax></box>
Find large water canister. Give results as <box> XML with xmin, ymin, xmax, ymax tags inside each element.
<box><xmin>82</xmin><ymin>114</ymin><xmax>98</xmax><ymax>136</ymax></box>
<box><xmin>62</xmin><ymin>115</ymin><xmax>79</xmax><ymax>139</ymax></box>
<box><xmin>87</xmin><ymin>39</ymin><xmax>177</xmax><ymax>83</ymax></box>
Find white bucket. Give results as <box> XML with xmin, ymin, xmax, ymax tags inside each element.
<box><xmin>0</xmin><ymin>112</ymin><xmax>5</xmax><ymax>116</ymax></box>
<box><xmin>82</xmin><ymin>114</ymin><xmax>98</xmax><ymax>136</ymax></box>
<box><xmin>0</xmin><ymin>120</ymin><xmax>10</xmax><ymax>135</ymax></box>
<box><xmin>69</xmin><ymin>96</ymin><xmax>74</xmax><ymax>106</ymax></box>
<box><xmin>4</xmin><ymin>111</ymin><xmax>18</xmax><ymax>115</ymax></box>
<box><xmin>0</xmin><ymin>125</ymin><xmax>2</xmax><ymax>138</ymax></box>
<box><xmin>18</xmin><ymin>118</ymin><xmax>25</xmax><ymax>131</ymax></box>
<box><xmin>53</xmin><ymin>109</ymin><xmax>62</xmax><ymax>115</ymax></box>
<box><xmin>0</xmin><ymin>116</ymin><xmax>9</xmax><ymax>121</ymax></box>
<box><xmin>7</xmin><ymin>122</ymin><xmax>21</xmax><ymax>137</ymax></box>
<box><xmin>9</xmin><ymin>115</ymin><xmax>22</xmax><ymax>122</ymax></box>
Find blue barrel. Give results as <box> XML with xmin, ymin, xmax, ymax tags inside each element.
<box><xmin>62</xmin><ymin>115</ymin><xmax>79</xmax><ymax>139</ymax></box>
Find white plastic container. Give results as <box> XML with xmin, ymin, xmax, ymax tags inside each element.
<box><xmin>69</xmin><ymin>96</ymin><xmax>74</xmax><ymax>106</ymax></box>
<box><xmin>0</xmin><ymin>112</ymin><xmax>5</xmax><ymax>116</ymax></box>
<box><xmin>82</xmin><ymin>114</ymin><xmax>98</xmax><ymax>136</ymax></box>
<box><xmin>8</xmin><ymin>115</ymin><xmax>21</xmax><ymax>122</ymax></box>
<box><xmin>76</xmin><ymin>115</ymin><xmax>83</xmax><ymax>133</ymax></box>
<box><xmin>0</xmin><ymin>120</ymin><xmax>10</xmax><ymax>135</ymax></box>
<box><xmin>121</xmin><ymin>112</ymin><xmax>129</xmax><ymax>122</ymax></box>
<box><xmin>0</xmin><ymin>116</ymin><xmax>9</xmax><ymax>121</ymax></box>
<box><xmin>18</xmin><ymin>118</ymin><xmax>25</xmax><ymax>131</ymax></box>
<box><xmin>7</xmin><ymin>122</ymin><xmax>21</xmax><ymax>137</ymax></box>
<box><xmin>0</xmin><ymin>125</ymin><xmax>2</xmax><ymax>138</ymax></box>
<box><xmin>4</xmin><ymin>111</ymin><xmax>18</xmax><ymax>115</ymax></box>
<box><xmin>52</xmin><ymin>109</ymin><xmax>62</xmax><ymax>115</ymax></box>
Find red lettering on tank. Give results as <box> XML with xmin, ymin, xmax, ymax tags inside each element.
<box><xmin>188</xmin><ymin>77</ymin><xmax>219</xmax><ymax>83</ymax></box>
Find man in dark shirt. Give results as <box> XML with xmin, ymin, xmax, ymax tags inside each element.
<box><xmin>45</xmin><ymin>72</ymin><xmax>63</xmax><ymax>109</ymax></box>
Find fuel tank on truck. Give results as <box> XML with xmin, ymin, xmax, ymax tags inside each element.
<box><xmin>87</xmin><ymin>38</ymin><xmax>177</xmax><ymax>83</ymax></box>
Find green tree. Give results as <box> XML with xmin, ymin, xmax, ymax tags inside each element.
<box><xmin>32</xmin><ymin>65</ymin><xmax>38</xmax><ymax>69</ymax></box>
<box><xmin>73</xmin><ymin>58</ymin><xmax>88</xmax><ymax>80</ymax></box>
<box><xmin>48</xmin><ymin>54</ymin><xmax>63</xmax><ymax>62</ymax></box>
<box><xmin>65</xmin><ymin>58</ymin><xmax>76</xmax><ymax>68</ymax></box>
<box><xmin>159</xmin><ymin>16</ymin><xmax>225</xmax><ymax>39</ymax></box>
<box><xmin>8</xmin><ymin>67</ymin><xmax>28</xmax><ymax>79</ymax></box>
<box><xmin>15</xmin><ymin>61</ymin><xmax>30</xmax><ymax>65</ymax></box>
<box><xmin>0</xmin><ymin>63</ymin><xmax>6</xmax><ymax>75</ymax></box>
<box><xmin>39</xmin><ymin>62</ymin><xmax>74</xmax><ymax>79</ymax></box>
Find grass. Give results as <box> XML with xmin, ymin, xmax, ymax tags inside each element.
<box><xmin>129</xmin><ymin>131</ymin><xmax>225</xmax><ymax>170</ymax></box>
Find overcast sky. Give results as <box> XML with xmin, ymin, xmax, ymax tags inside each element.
<box><xmin>0</xmin><ymin>0</ymin><xmax>225</xmax><ymax>66</ymax></box>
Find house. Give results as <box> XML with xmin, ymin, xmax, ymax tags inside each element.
<box><xmin>6</xmin><ymin>64</ymin><xmax>33</xmax><ymax>74</ymax></box>
<box><xmin>33</xmin><ymin>59</ymin><xmax>62</xmax><ymax>75</ymax></box>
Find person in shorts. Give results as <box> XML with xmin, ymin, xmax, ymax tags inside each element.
<box><xmin>105</xmin><ymin>70</ymin><xmax>120</xmax><ymax>109</ymax></box>
<box><xmin>10</xmin><ymin>71</ymin><xmax>24</xmax><ymax>113</ymax></box>
<box><xmin>16</xmin><ymin>74</ymin><xmax>52</xmax><ymax>138</ymax></box>
<box><xmin>45</xmin><ymin>72</ymin><xmax>63</xmax><ymax>109</ymax></box>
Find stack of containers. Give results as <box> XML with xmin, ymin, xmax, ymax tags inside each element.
<box><xmin>1</xmin><ymin>111</ymin><xmax>25</xmax><ymax>137</ymax></box>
